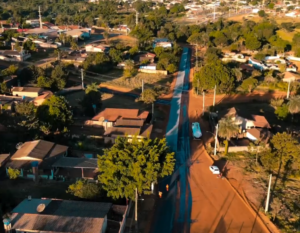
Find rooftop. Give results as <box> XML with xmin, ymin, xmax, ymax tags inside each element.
<box><xmin>52</xmin><ymin>157</ymin><xmax>98</xmax><ymax>169</ymax></box>
<box><xmin>247</xmin><ymin>128</ymin><xmax>272</xmax><ymax>142</ymax></box>
<box><xmin>11</xmin><ymin>198</ymin><xmax>112</xmax><ymax>233</ymax></box>
<box><xmin>12</xmin><ymin>86</ymin><xmax>43</xmax><ymax>93</ymax></box>
<box><xmin>251</xmin><ymin>115</ymin><xmax>271</xmax><ymax>128</ymax></box>
<box><xmin>92</xmin><ymin>108</ymin><xmax>149</xmax><ymax>122</ymax></box>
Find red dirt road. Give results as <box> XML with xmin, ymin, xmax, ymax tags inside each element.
<box><xmin>187</xmin><ymin>66</ymin><xmax>269</xmax><ymax>233</ymax></box>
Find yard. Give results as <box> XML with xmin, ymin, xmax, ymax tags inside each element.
<box><xmin>277</xmin><ymin>29</ymin><xmax>300</xmax><ymax>42</ymax></box>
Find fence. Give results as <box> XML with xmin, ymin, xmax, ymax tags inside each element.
<box><xmin>218</xmin><ymin>145</ymin><xmax>267</xmax><ymax>153</ymax></box>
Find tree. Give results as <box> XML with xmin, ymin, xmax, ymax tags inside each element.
<box><xmin>98</xmin><ymin>136</ymin><xmax>175</xmax><ymax>200</ymax></box>
<box><xmin>129</xmin><ymin>46</ymin><xmax>139</xmax><ymax>56</ymax></box>
<box><xmin>288</xmin><ymin>95</ymin><xmax>300</xmax><ymax>120</ymax></box>
<box><xmin>240</xmin><ymin>77</ymin><xmax>258</xmax><ymax>93</ymax></box>
<box><xmin>139</xmin><ymin>88</ymin><xmax>157</xmax><ymax>104</ymax></box>
<box><xmin>1</xmin><ymin>64</ymin><xmax>18</xmax><ymax>76</ymax></box>
<box><xmin>109</xmin><ymin>48</ymin><xmax>122</xmax><ymax>63</ymax></box>
<box><xmin>0</xmin><ymin>82</ymin><xmax>8</xmax><ymax>94</ymax></box>
<box><xmin>245</xmin><ymin>34</ymin><xmax>261</xmax><ymax>50</ymax></box>
<box><xmin>36</xmin><ymin>96</ymin><xmax>73</xmax><ymax>132</ymax></box>
<box><xmin>67</xmin><ymin>180</ymin><xmax>101</xmax><ymax>199</ymax></box>
<box><xmin>103</xmin><ymin>31</ymin><xmax>109</xmax><ymax>44</ymax></box>
<box><xmin>258</xmin><ymin>10</ymin><xmax>266</xmax><ymax>17</ymax></box>
<box><xmin>271</xmin><ymin>132</ymin><xmax>300</xmax><ymax>177</ymax></box>
<box><xmin>70</xmin><ymin>41</ymin><xmax>79</xmax><ymax>50</ymax></box>
<box><xmin>123</xmin><ymin>60</ymin><xmax>137</xmax><ymax>78</ymax></box>
<box><xmin>15</xmin><ymin>102</ymin><xmax>36</xmax><ymax>117</ymax></box>
<box><xmin>248</xmin><ymin>141</ymin><xmax>266</xmax><ymax>166</ymax></box>
<box><xmin>204</xmin><ymin>47</ymin><xmax>222</xmax><ymax>63</ymax></box>
<box><xmin>7</xmin><ymin>167</ymin><xmax>20</xmax><ymax>179</ymax></box>
<box><xmin>218</xmin><ymin>117</ymin><xmax>239</xmax><ymax>155</ymax></box>
<box><xmin>37</xmin><ymin>76</ymin><xmax>53</xmax><ymax>88</ymax></box>
<box><xmin>154</xmin><ymin>47</ymin><xmax>164</xmax><ymax>58</ymax></box>
<box><xmin>167</xmin><ymin>64</ymin><xmax>177</xmax><ymax>74</ymax></box>
<box><xmin>275</xmin><ymin>104</ymin><xmax>289</xmax><ymax>120</ymax></box>
<box><xmin>82</xmin><ymin>83</ymin><xmax>101</xmax><ymax>116</ymax></box>
<box><xmin>51</xmin><ymin>65</ymin><xmax>67</xmax><ymax>90</ymax></box>
<box><xmin>281</xmin><ymin>22</ymin><xmax>294</xmax><ymax>32</ymax></box>
<box><xmin>193</xmin><ymin>61</ymin><xmax>235</xmax><ymax>93</ymax></box>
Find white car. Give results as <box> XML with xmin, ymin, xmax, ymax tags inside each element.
<box><xmin>209</xmin><ymin>166</ymin><xmax>220</xmax><ymax>175</ymax></box>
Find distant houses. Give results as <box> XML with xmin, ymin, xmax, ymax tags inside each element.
<box><xmin>153</xmin><ymin>38</ymin><xmax>172</xmax><ymax>48</ymax></box>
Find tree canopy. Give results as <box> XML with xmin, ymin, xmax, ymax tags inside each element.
<box><xmin>98</xmin><ymin>136</ymin><xmax>175</xmax><ymax>200</ymax></box>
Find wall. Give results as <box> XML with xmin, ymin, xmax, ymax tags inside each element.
<box><xmin>218</xmin><ymin>145</ymin><xmax>266</xmax><ymax>153</ymax></box>
<box><xmin>12</xmin><ymin>91</ymin><xmax>39</xmax><ymax>97</ymax></box>
<box><xmin>138</xmin><ymin>69</ymin><xmax>167</xmax><ymax>75</ymax></box>
<box><xmin>119</xmin><ymin>201</ymin><xmax>132</xmax><ymax>233</ymax></box>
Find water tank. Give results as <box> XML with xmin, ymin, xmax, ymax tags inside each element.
<box><xmin>3</xmin><ymin>218</ymin><xmax>11</xmax><ymax>232</ymax></box>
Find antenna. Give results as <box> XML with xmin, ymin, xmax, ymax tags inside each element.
<box><xmin>39</xmin><ymin>6</ymin><xmax>42</xmax><ymax>29</ymax></box>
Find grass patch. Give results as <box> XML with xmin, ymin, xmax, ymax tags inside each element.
<box><xmin>276</xmin><ymin>29</ymin><xmax>300</xmax><ymax>42</ymax></box>
<box><xmin>106</xmin><ymin>73</ymin><xmax>172</xmax><ymax>90</ymax></box>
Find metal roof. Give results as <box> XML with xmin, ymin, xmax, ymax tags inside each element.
<box><xmin>52</xmin><ymin>157</ymin><xmax>98</xmax><ymax>169</ymax></box>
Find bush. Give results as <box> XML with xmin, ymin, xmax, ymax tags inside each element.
<box><xmin>271</xmin><ymin>98</ymin><xmax>284</xmax><ymax>108</ymax></box>
<box><xmin>67</xmin><ymin>180</ymin><xmax>101</xmax><ymax>199</ymax></box>
<box><xmin>254</xmin><ymin>52</ymin><xmax>266</xmax><ymax>61</ymax></box>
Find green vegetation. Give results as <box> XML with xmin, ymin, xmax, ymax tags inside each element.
<box><xmin>81</xmin><ymin>83</ymin><xmax>102</xmax><ymax>117</ymax></box>
<box><xmin>217</xmin><ymin>117</ymin><xmax>239</xmax><ymax>155</ymax></box>
<box><xmin>7</xmin><ymin>167</ymin><xmax>20</xmax><ymax>179</ymax></box>
<box><xmin>67</xmin><ymin>180</ymin><xmax>101</xmax><ymax>200</ymax></box>
<box><xmin>97</xmin><ymin>136</ymin><xmax>175</xmax><ymax>200</ymax></box>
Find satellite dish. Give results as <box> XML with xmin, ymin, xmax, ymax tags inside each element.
<box><xmin>37</xmin><ymin>204</ymin><xmax>46</xmax><ymax>213</ymax></box>
<box><xmin>98</xmin><ymin>117</ymin><xmax>105</xmax><ymax>122</ymax></box>
<box><xmin>16</xmin><ymin>142</ymin><xmax>23</xmax><ymax>150</ymax></box>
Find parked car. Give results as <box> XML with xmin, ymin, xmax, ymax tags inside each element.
<box><xmin>209</xmin><ymin>166</ymin><xmax>220</xmax><ymax>175</ymax></box>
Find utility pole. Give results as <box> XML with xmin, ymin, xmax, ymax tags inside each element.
<box><xmin>197</xmin><ymin>79</ymin><xmax>199</xmax><ymax>95</ymax></box>
<box><xmin>135</xmin><ymin>188</ymin><xmax>138</xmax><ymax>222</ymax></box>
<box><xmin>265</xmin><ymin>174</ymin><xmax>272</xmax><ymax>213</ymax></box>
<box><xmin>134</xmin><ymin>10</ymin><xmax>139</xmax><ymax>26</ymax></box>
<box><xmin>213</xmin><ymin>85</ymin><xmax>216</xmax><ymax>107</ymax></box>
<box><xmin>202</xmin><ymin>91</ymin><xmax>205</xmax><ymax>116</ymax></box>
<box><xmin>214</xmin><ymin>124</ymin><xmax>218</xmax><ymax>156</ymax></box>
<box><xmin>142</xmin><ymin>79</ymin><xmax>144</xmax><ymax>100</ymax></box>
<box><xmin>81</xmin><ymin>68</ymin><xmax>84</xmax><ymax>89</ymax></box>
<box><xmin>213</xmin><ymin>3</ymin><xmax>216</xmax><ymax>21</ymax></box>
<box><xmin>38</xmin><ymin>6</ymin><xmax>43</xmax><ymax>29</ymax></box>
<box><xmin>287</xmin><ymin>80</ymin><xmax>291</xmax><ymax>99</ymax></box>
<box><xmin>151</xmin><ymin>102</ymin><xmax>154</xmax><ymax>124</ymax></box>
<box><xmin>195</xmin><ymin>44</ymin><xmax>198</xmax><ymax>71</ymax></box>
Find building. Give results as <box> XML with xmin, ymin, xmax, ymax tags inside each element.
<box><xmin>246</xmin><ymin>128</ymin><xmax>272</xmax><ymax>142</ymax></box>
<box><xmin>33</xmin><ymin>90</ymin><xmax>53</xmax><ymax>106</ymax></box>
<box><xmin>282</xmin><ymin>71</ymin><xmax>300</xmax><ymax>82</ymax></box>
<box><xmin>85</xmin><ymin>108</ymin><xmax>152</xmax><ymax>143</ymax></box>
<box><xmin>134</xmin><ymin>52</ymin><xmax>156</xmax><ymax>63</ymax></box>
<box><xmin>139</xmin><ymin>63</ymin><xmax>157</xmax><ymax>70</ymax></box>
<box><xmin>5</xmin><ymin>140</ymin><xmax>68</xmax><ymax>180</ymax></box>
<box><xmin>25</xmin><ymin>19</ymin><xmax>40</xmax><ymax>26</ymax></box>
<box><xmin>12</xmin><ymin>86</ymin><xmax>44</xmax><ymax>98</ymax></box>
<box><xmin>85</xmin><ymin>44</ymin><xmax>110</xmax><ymax>53</ymax></box>
<box><xmin>218</xmin><ymin>107</ymin><xmax>271</xmax><ymax>131</ymax></box>
<box><xmin>6</xmin><ymin>198</ymin><xmax>125</xmax><ymax>233</ymax></box>
<box><xmin>0</xmin><ymin>50</ymin><xmax>31</xmax><ymax>61</ymax></box>
<box><xmin>153</xmin><ymin>38</ymin><xmax>172</xmax><ymax>48</ymax></box>
<box><xmin>63</xmin><ymin>29</ymin><xmax>91</xmax><ymax>40</ymax></box>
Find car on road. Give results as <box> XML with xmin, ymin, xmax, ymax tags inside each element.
<box><xmin>209</xmin><ymin>166</ymin><xmax>220</xmax><ymax>175</ymax></box>
<box><xmin>192</xmin><ymin>122</ymin><xmax>202</xmax><ymax>140</ymax></box>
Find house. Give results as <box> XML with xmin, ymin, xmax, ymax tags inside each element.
<box><xmin>31</xmin><ymin>39</ymin><xmax>58</xmax><ymax>48</ymax></box>
<box><xmin>246</xmin><ymin>128</ymin><xmax>272</xmax><ymax>142</ymax></box>
<box><xmin>85</xmin><ymin>44</ymin><xmax>110</xmax><ymax>53</ymax></box>
<box><xmin>12</xmin><ymin>86</ymin><xmax>44</xmax><ymax>98</ymax></box>
<box><xmin>218</xmin><ymin>107</ymin><xmax>271</xmax><ymax>130</ymax></box>
<box><xmin>134</xmin><ymin>52</ymin><xmax>156</xmax><ymax>63</ymax></box>
<box><xmin>85</xmin><ymin>108</ymin><xmax>152</xmax><ymax>143</ymax></box>
<box><xmin>25</xmin><ymin>19</ymin><xmax>40</xmax><ymax>26</ymax></box>
<box><xmin>6</xmin><ymin>198</ymin><xmax>126</xmax><ymax>233</ymax></box>
<box><xmin>153</xmin><ymin>38</ymin><xmax>172</xmax><ymax>48</ymax></box>
<box><xmin>52</xmin><ymin>157</ymin><xmax>99</xmax><ymax>180</ymax></box>
<box><xmin>282</xmin><ymin>71</ymin><xmax>300</xmax><ymax>82</ymax></box>
<box><xmin>33</xmin><ymin>90</ymin><xmax>53</xmax><ymax>106</ymax></box>
<box><xmin>0</xmin><ymin>95</ymin><xmax>34</xmax><ymax>112</ymax></box>
<box><xmin>0</xmin><ymin>154</ymin><xmax>9</xmax><ymax>167</ymax></box>
<box><xmin>0</xmin><ymin>50</ymin><xmax>31</xmax><ymax>61</ymax></box>
<box><xmin>64</xmin><ymin>29</ymin><xmax>91</xmax><ymax>40</ymax></box>
<box><xmin>139</xmin><ymin>63</ymin><xmax>157</xmax><ymax>70</ymax></box>
<box><xmin>5</xmin><ymin>140</ymin><xmax>68</xmax><ymax>180</ymax></box>
<box><xmin>25</xmin><ymin>28</ymin><xmax>58</xmax><ymax>38</ymax></box>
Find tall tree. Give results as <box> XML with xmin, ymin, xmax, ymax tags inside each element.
<box><xmin>288</xmin><ymin>95</ymin><xmax>300</xmax><ymax>121</ymax></box>
<box><xmin>218</xmin><ymin>117</ymin><xmax>239</xmax><ymax>155</ymax></box>
<box><xmin>82</xmin><ymin>83</ymin><xmax>101</xmax><ymax>116</ymax></box>
<box><xmin>98</xmin><ymin>136</ymin><xmax>175</xmax><ymax>200</ymax></box>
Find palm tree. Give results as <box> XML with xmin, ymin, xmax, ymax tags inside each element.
<box><xmin>218</xmin><ymin>117</ymin><xmax>239</xmax><ymax>155</ymax></box>
<box><xmin>288</xmin><ymin>95</ymin><xmax>300</xmax><ymax>121</ymax></box>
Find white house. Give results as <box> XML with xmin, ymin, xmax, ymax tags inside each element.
<box><xmin>85</xmin><ymin>44</ymin><xmax>110</xmax><ymax>53</ymax></box>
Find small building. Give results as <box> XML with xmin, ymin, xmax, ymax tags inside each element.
<box><xmin>25</xmin><ymin>19</ymin><xmax>40</xmax><ymax>26</ymax></box>
<box><xmin>33</xmin><ymin>90</ymin><xmax>53</xmax><ymax>106</ymax></box>
<box><xmin>64</xmin><ymin>29</ymin><xmax>91</xmax><ymax>40</ymax></box>
<box><xmin>85</xmin><ymin>44</ymin><xmax>110</xmax><ymax>53</ymax></box>
<box><xmin>139</xmin><ymin>63</ymin><xmax>157</xmax><ymax>70</ymax></box>
<box><xmin>153</xmin><ymin>38</ymin><xmax>172</xmax><ymax>48</ymax></box>
<box><xmin>8</xmin><ymin>198</ymin><xmax>113</xmax><ymax>233</ymax></box>
<box><xmin>134</xmin><ymin>52</ymin><xmax>156</xmax><ymax>63</ymax></box>
<box><xmin>0</xmin><ymin>50</ymin><xmax>31</xmax><ymax>61</ymax></box>
<box><xmin>246</xmin><ymin>128</ymin><xmax>272</xmax><ymax>142</ymax></box>
<box><xmin>12</xmin><ymin>86</ymin><xmax>44</xmax><ymax>98</ymax></box>
<box><xmin>5</xmin><ymin>140</ymin><xmax>68</xmax><ymax>180</ymax></box>
<box><xmin>282</xmin><ymin>71</ymin><xmax>300</xmax><ymax>82</ymax></box>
